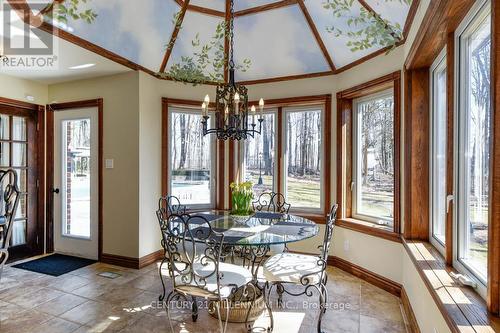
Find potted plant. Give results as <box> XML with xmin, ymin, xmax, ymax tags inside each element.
<box><xmin>230</xmin><ymin>181</ymin><xmax>254</xmax><ymax>216</ymax></box>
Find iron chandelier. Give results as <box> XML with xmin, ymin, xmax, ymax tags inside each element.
<box><xmin>201</xmin><ymin>0</ymin><xmax>264</xmax><ymax>140</ymax></box>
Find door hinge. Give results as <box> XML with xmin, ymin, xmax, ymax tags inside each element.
<box><xmin>36</xmin><ymin>179</ymin><xmax>39</xmax><ymax>188</ymax></box>
<box><xmin>36</xmin><ymin>235</ymin><xmax>39</xmax><ymax>245</ymax></box>
<box><xmin>36</xmin><ymin>122</ymin><xmax>39</xmax><ymax>132</ymax></box>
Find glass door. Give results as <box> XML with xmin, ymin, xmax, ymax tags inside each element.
<box><xmin>0</xmin><ymin>107</ymin><xmax>40</xmax><ymax>260</ymax></box>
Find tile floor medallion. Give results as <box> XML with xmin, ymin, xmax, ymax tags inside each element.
<box><xmin>0</xmin><ymin>257</ymin><xmax>408</xmax><ymax>333</ymax></box>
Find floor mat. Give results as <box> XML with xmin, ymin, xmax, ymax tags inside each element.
<box><xmin>12</xmin><ymin>253</ymin><xmax>97</xmax><ymax>276</ymax></box>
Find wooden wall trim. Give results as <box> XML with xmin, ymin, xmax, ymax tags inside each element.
<box><xmin>405</xmin><ymin>0</ymin><xmax>476</xmax><ymax>69</ymax></box>
<box><xmin>488</xmin><ymin>0</ymin><xmax>500</xmax><ymax>315</ymax></box>
<box><xmin>101</xmin><ymin>250</ymin><xmax>163</xmax><ymax>269</ymax></box>
<box><xmin>401</xmin><ymin>288</ymin><xmax>421</xmax><ymax>333</ymax></box>
<box><xmin>46</xmin><ymin>98</ymin><xmax>104</xmax><ymax>261</ymax></box>
<box><xmin>328</xmin><ymin>255</ymin><xmax>402</xmax><ymax>297</ymax></box>
<box><xmin>160</xmin><ymin>0</ymin><xmax>190</xmax><ymax>72</ymax></box>
<box><xmin>403</xmin><ymin>69</ymin><xmax>429</xmax><ymax>240</ymax></box>
<box><xmin>0</xmin><ymin>96</ymin><xmax>40</xmax><ymax>110</ymax></box>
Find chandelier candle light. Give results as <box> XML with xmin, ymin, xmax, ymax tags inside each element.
<box><xmin>200</xmin><ymin>0</ymin><xmax>264</xmax><ymax>140</ymax></box>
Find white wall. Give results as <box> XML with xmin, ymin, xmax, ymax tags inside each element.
<box><xmin>0</xmin><ymin>74</ymin><xmax>48</xmax><ymax>104</ymax></box>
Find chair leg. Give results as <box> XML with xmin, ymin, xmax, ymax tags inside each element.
<box><xmin>276</xmin><ymin>282</ymin><xmax>285</xmax><ymax>308</ymax></box>
<box><xmin>191</xmin><ymin>296</ymin><xmax>198</xmax><ymax>322</ymax></box>
<box><xmin>317</xmin><ymin>285</ymin><xmax>327</xmax><ymax>333</ymax></box>
<box><xmin>165</xmin><ymin>291</ymin><xmax>176</xmax><ymax>333</ymax></box>
<box><xmin>158</xmin><ymin>257</ymin><xmax>168</xmax><ymax>302</ymax></box>
<box><xmin>215</xmin><ymin>301</ymin><xmax>224</xmax><ymax>333</ymax></box>
<box><xmin>223</xmin><ymin>299</ymin><xmax>230</xmax><ymax>333</ymax></box>
<box><xmin>263</xmin><ymin>282</ymin><xmax>274</xmax><ymax>332</ymax></box>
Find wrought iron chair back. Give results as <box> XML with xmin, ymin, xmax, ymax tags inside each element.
<box><xmin>0</xmin><ymin>169</ymin><xmax>21</xmax><ymax>279</ymax></box>
<box><xmin>252</xmin><ymin>191</ymin><xmax>291</xmax><ymax>214</ymax></box>
<box><xmin>163</xmin><ymin>213</ymin><xmax>227</xmax><ymax>297</ymax></box>
<box><xmin>319</xmin><ymin>204</ymin><xmax>338</xmax><ymax>262</ymax></box>
<box><xmin>157</xmin><ymin>195</ymin><xmax>186</xmax><ymax>220</ymax></box>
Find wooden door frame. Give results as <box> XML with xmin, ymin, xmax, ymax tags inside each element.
<box><xmin>46</xmin><ymin>99</ymin><xmax>103</xmax><ymax>261</ymax></box>
<box><xmin>0</xmin><ymin>96</ymin><xmax>45</xmax><ymax>259</ymax></box>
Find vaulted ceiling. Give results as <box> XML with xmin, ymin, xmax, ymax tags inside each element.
<box><xmin>6</xmin><ymin>0</ymin><xmax>418</xmax><ymax>84</ymax></box>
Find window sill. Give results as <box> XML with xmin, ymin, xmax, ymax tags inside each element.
<box><xmin>402</xmin><ymin>239</ymin><xmax>500</xmax><ymax>331</ymax></box>
<box><xmin>336</xmin><ymin>218</ymin><xmax>401</xmax><ymax>243</ymax></box>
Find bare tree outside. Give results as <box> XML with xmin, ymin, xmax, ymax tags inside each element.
<box><xmin>355</xmin><ymin>94</ymin><xmax>394</xmax><ymax>225</ymax></box>
<box><xmin>244</xmin><ymin>113</ymin><xmax>276</xmax><ymax>197</ymax></box>
<box><xmin>286</xmin><ymin>109</ymin><xmax>322</xmax><ymax>209</ymax></box>
<box><xmin>171</xmin><ymin>111</ymin><xmax>212</xmax><ymax>205</ymax></box>
<box><xmin>463</xmin><ymin>15</ymin><xmax>491</xmax><ymax>278</ymax></box>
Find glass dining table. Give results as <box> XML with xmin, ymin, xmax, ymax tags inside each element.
<box><xmin>177</xmin><ymin>210</ymin><xmax>320</xmax><ymax>324</ymax></box>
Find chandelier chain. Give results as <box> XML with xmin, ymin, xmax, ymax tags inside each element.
<box><xmin>229</xmin><ymin>0</ymin><xmax>235</xmax><ymax>69</ymax></box>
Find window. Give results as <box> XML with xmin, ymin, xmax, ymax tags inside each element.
<box><xmin>430</xmin><ymin>49</ymin><xmax>447</xmax><ymax>248</ymax></box>
<box><xmin>337</xmin><ymin>71</ymin><xmax>401</xmax><ymax>238</ymax></box>
<box><xmin>455</xmin><ymin>0</ymin><xmax>491</xmax><ymax>285</ymax></box>
<box><xmin>242</xmin><ymin>111</ymin><xmax>277</xmax><ymax>197</ymax></box>
<box><xmin>284</xmin><ymin>106</ymin><xmax>323</xmax><ymax>211</ymax></box>
<box><xmin>353</xmin><ymin>91</ymin><xmax>395</xmax><ymax>227</ymax></box>
<box><xmin>169</xmin><ymin>107</ymin><xmax>215</xmax><ymax>208</ymax></box>
<box><xmin>237</xmin><ymin>98</ymin><xmax>331</xmax><ymax>217</ymax></box>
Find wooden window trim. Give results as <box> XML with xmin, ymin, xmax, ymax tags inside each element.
<box><xmin>161</xmin><ymin>98</ymin><xmax>220</xmax><ymax>209</ymax></box>
<box><xmin>336</xmin><ymin>71</ymin><xmax>401</xmax><ymax>238</ymax></box>
<box><xmin>234</xmin><ymin>95</ymin><xmax>332</xmax><ymax>222</ymax></box>
<box><xmin>403</xmin><ymin>239</ymin><xmax>500</xmax><ymax>331</ymax></box>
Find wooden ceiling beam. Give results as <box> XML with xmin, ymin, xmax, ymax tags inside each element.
<box><xmin>297</xmin><ymin>0</ymin><xmax>336</xmax><ymax>71</ymax></box>
<box><xmin>160</xmin><ymin>0</ymin><xmax>190</xmax><ymax>72</ymax></box>
<box><xmin>234</xmin><ymin>0</ymin><xmax>297</xmax><ymax>17</ymax></box>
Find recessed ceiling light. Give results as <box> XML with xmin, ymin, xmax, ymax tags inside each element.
<box><xmin>69</xmin><ymin>63</ymin><xmax>95</xmax><ymax>70</ymax></box>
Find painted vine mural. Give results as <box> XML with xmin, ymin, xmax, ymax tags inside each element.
<box><xmin>2</xmin><ymin>0</ymin><xmax>412</xmax><ymax>84</ymax></box>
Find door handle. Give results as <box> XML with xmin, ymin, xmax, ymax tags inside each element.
<box><xmin>53</xmin><ymin>188</ymin><xmax>60</xmax><ymax>194</ymax></box>
<box><xmin>446</xmin><ymin>194</ymin><xmax>454</xmax><ymax>214</ymax></box>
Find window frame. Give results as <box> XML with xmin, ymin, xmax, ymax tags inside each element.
<box><xmin>336</xmin><ymin>71</ymin><xmax>401</xmax><ymax>241</ymax></box>
<box><xmin>164</xmin><ymin>103</ymin><xmax>218</xmax><ymax>210</ymax></box>
<box><xmin>429</xmin><ymin>47</ymin><xmax>448</xmax><ymax>255</ymax></box>
<box><xmin>239</xmin><ymin>108</ymin><xmax>279</xmax><ymax>194</ymax></box>
<box><xmin>453</xmin><ymin>0</ymin><xmax>491</xmax><ymax>296</ymax></box>
<box><xmin>282</xmin><ymin>104</ymin><xmax>325</xmax><ymax>214</ymax></box>
<box><xmin>351</xmin><ymin>89</ymin><xmax>395</xmax><ymax>226</ymax></box>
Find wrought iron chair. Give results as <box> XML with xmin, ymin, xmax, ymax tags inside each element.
<box><xmin>252</xmin><ymin>191</ymin><xmax>291</xmax><ymax>253</ymax></box>
<box><xmin>160</xmin><ymin>212</ymin><xmax>255</xmax><ymax>333</ymax></box>
<box><xmin>252</xmin><ymin>192</ymin><xmax>291</xmax><ymax>214</ymax></box>
<box><xmin>262</xmin><ymin>204</ymin><xmax>338</xmax><ymax>333</ymax></box>
<box><xmin>157</xmin><ymin>195</ymin><xmax>187</xmax><ymax>301</ymax></box>
<box><xmin>0</xmin><ymin>169</ymin><xmax>21</xmax><ymax>281</ymax></box>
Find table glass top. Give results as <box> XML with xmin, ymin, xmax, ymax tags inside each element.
<box><xmin>185</xmin><ymin>210</ymin><xmax>320</xmax><ymax>246</ymax></box>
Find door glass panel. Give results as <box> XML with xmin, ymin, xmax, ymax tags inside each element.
<box><xmin>62</xmin><ymin>119</ymin><xmax>91</xmax><ymax>238</ymax></box>
<box><xmin>12</xmin><ymin>117</ymin><xmax>26</xmax><ymax>141</ymax></box>
<box><xmin>14</xmin><ymin>169</ymin><xmax>27</xmax><ymax>192</ymax></box>
<box><xmin>12</xmin><ymin>143</ymin><xmax>26</xmax><ymax>167</ymax></box>
<box><xmin>0</xmin><ymin>143</ymin><xmax>9</xmax><ymax>167</ymax></box>
<box><xmin>0</xmin><ymin>115</ymin><xmax>9</xmax><ymax>140</ymax></box>
<box><xmin>15</xmin><ymin>194</ymin><xmax>27</xmax><ymax>219</ymax></box>
<box><xmin>243</xmin><ymin>113</ymin><xmax>276</xmax><ymax>197</ymax></box>
<box><xmin>11</xmin><ymin>220</ymin><xmax>26</xmax><ymax>246</ymax></box>
<box><xmin>285</xmin><ymin>109</ymin><xmax>322</xmax><ymax>209</ymax></box>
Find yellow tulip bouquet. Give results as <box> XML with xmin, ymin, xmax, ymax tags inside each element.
<box><xmin>230</xmin><ymin>181</ymin><xmax>254</xmax><ymax>216</ymax></box>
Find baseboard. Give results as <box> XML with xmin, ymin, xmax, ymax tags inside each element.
<box><xmin>138</xmin><ymin>249</ymin><xmax>163</xmax><ymax>269</ymax></box>
<box><xmin>328</xmin><ymin>255</ymin><xmax>402</xmax><ymax>297</ymax></box>
<box><xmin>101</xmin><ymin>250</ymin><xmax>163</xmax><ymax>269</ymax></box>
<box><xmin>401</xmin><ymin>288</ymin><xmax>421</xmax><ymax>333</ymax></box>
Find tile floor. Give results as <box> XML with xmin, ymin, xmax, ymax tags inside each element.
<box><xmin>0</xmin><ymin>259</ymin><xmax>408</xmax><ymax>333</ymax></box>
